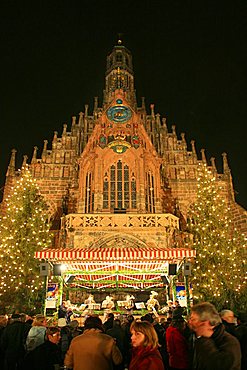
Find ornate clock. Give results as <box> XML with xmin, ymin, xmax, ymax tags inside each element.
<box><xmin>106</xmin><ymin>105</ymin><xmax>132</xmax><ymax>123</ymax></box>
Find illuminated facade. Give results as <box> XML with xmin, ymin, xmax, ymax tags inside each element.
<box><xmin>2</xmin><ymin>40</ymin><xmax>246</xmax><ymax>295</ymax></box>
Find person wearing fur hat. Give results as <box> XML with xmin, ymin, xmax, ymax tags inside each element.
<box><xmin>64</xmin><ymin>315</ymin><xmax>123</xmax><ymax>370</ymax></box>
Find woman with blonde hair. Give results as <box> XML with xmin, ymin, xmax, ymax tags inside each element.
<box><xmin>25</xmin><ymin>314</ymin><xmax>47</xmax><ymax>352</ymax></box>
<box><xmin>129</xmin><ymin>320</ymin><xmax>164</xmax><ymax>370</ymax></box>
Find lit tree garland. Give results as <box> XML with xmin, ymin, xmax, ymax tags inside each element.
<box><xmin>0</xmin><ymin>166</ymin><xmax>52</xmax><ymax>313</ymax></box>
<box><xmin>187</xmin><ymin>162</ymin><xmax>247</xmax><ymax>311</ymax></box>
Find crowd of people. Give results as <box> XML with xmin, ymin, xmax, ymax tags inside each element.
<box><xmin>0</xmin><ymin>301</ymin><xmax>246</xmax><ymax>370</ymax></box>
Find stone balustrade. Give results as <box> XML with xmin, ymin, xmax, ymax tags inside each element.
<box><xmin>61</xmin><ymin>213</ymin><xmax>179</xmax><ymax>232</ymax></box>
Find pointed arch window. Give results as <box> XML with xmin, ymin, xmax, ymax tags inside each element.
<box><xmin>146</xmin><ymin>172</ymin><xmax>155</xmax><ymax>213</ymax></box>
<box><xmin>103</xmin><ymin>160</ymin><xmax>136</xmax><ymax>211</ymax></box>
<box><xmin>85</xmin><ymin>172</ymin><xmax>94</xmax><ymax>213</ymax></box>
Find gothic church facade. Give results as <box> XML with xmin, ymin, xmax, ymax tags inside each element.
<box><xmin>2</xmin><ymin>41</ymin><xmax>246</xmax><ymax>257</ymax></box>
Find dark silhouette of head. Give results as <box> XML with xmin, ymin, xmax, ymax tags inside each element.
<box><xmin>84</xmin><ymin>315</ymin><xmax>104</xmax><ymax>332</ymax></box>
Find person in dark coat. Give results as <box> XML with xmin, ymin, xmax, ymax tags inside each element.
<box><xmin>189</xmin><ymin>302</ymin><xmax>241</xmax><ymax>370</ymax></box>
<box><xmin>103</xmin><ymin>312</ymin><xmax>114</xmax><ymax>332</ymax></box>
<box><xmin>0</xmin><ymin>313</ymin><xmax>31</xmax><ymax>370</ymax></box>
<box><xmin>122</xmin><ymin>314</ymin><xmax>134</xmax><ymax>368</ymax></box>
<box><xmin>57</xmin><ymin>317</ymin><xmax>78</xmax><ymax>362</ymax></box>
<box><xmin>22</xmin><ymin>326</ymin><xmax>62</xmax><ymax>370</ymax></box>
<box><xmin>58</xmin><ymin>301</ymin><xmax>67</xmax><ymax>319</ymax></box>
<box><xmin>161</xmin><ymin>317</ymin><xmax>172</xmax><ymax>330</ymax></box>
<box><xmin>129</xmin><ymin>320</ymin><xmax>164</xmax><ymax>370</ymax></box>
<box><xmin>173</xmin><ymin>301</ymin><xmax>185</xmax><ymax>317</ymax></box>
<box><xmin>0</xmin><ymin>315</ymin><xmax>8</xmax><ymax>369</ymax></box>
<box><xmin>220</xmin><ymin>310</ymin><xmax>241</xmax><ymax>340</ymax></box>
<box><xmin>106</xmin><ymin>319</ymin><xmax>126</xmax><ymax>370</ymax></box>
<box><xmin>236</xmin><ymin>313</ymin><xmax>247</xmax><ymax>370</ymax></box>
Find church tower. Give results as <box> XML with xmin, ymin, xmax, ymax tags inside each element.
<box><xmin>77</xmin><ymin>38</ymin><xmax>164</xmax><ymax>216</ymax></box>
<box><xmin>104</xmin><ymin>39</ymin><xmax>136</xmax><ymax>107</ymax></box>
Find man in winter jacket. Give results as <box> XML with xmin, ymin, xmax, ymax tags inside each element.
<box><xmin>1</xmin><ymin>314</ymin><xmax>30</xmax><ymax>370</ymax></box>
<box><xmin>64</xmin><ymin>315</ymin><xmax>123</xmax><ymax>370</ymax></box>
<box><xmin>220</xmin><ymin>310</ymin><xmax>241</xmax><ymax>340</ymax></box>
<box><xmin>189</xmin><ymin>302</ymin><xmax>241</xmax><ymax>370</ymax></box>
<box><xmin>22</xmin><ymin>326</ymin><xmax>62</xmax><ymax>370</ymax></box>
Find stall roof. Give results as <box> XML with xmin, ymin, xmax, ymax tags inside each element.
<box><xmin>35</xmin><ymin>247</ymin><xmax>196</xmax><ymax>261</ymax></box>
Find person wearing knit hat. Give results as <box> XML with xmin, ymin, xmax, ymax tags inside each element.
<box><xmin>64</xmin><ymin>315</ymin><xmax>123</xmax><ymax>370</ymax></box>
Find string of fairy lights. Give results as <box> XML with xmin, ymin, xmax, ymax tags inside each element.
<box><xmin>187</xmin><ymin>162</ymin><xmax>246</xmax><ymax>307</ymax></box>
<box><xmin>0</xmin><ymin>166</ymin><xmax>51</xmax><ymax>306</ymax></box>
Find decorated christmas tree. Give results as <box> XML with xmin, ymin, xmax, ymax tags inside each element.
<box><xmin>187</xmin><ymin>162</ymin><xmax>246</xmax><ymax>311</ymax></box>
<box><xmin>0</xmin><ymin>166</ymin><xmax>52</xmax><ymax>313</ymax></box>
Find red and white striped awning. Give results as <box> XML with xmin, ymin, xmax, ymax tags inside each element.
<box><xmin>35</xmin><ymin>247</ymin><xmax>196</xmax><ymax>261</ymax></box>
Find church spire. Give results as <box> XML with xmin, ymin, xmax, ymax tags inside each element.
<box><xmin>222</xmin><ymin>152</ymin><xmax>231</xmax><ymax>175</ymax></box>
<box><xmin>6</xmin><ymin>148</ymin><xmax>17</xmax><ymax>176</ymax></box>
<box><xmin>104</xmin><ymin>40</ymin><xmax>136</xmax><ymax>107</ymax></box>
<box><xmin>31</xmin><ymin>146</ymin><xmax>38</xmax><ymax>164</ymax></box>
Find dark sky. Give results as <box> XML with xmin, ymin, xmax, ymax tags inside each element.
<box><xmin>0</xmin><ymin>1</ymin><xmax>246</xmax><ymax>209</ymax></box>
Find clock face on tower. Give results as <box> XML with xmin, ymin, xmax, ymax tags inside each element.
<box><xmin>106</xmin><ymin>105</ymin><xmax>132</xmax><ymax>123</ymax></box>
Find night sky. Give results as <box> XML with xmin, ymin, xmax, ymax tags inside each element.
<box><xmin>0</xmin><ymin>1</ymin><xmax>246</xmax><ymax>208</ymax></box>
